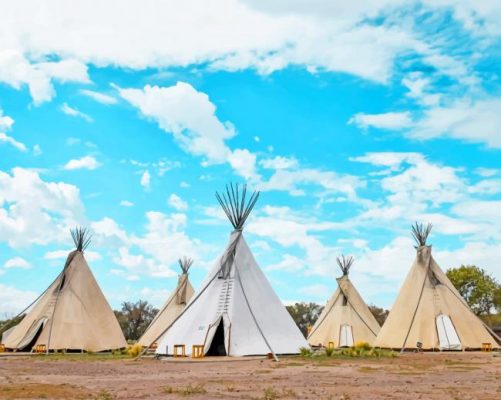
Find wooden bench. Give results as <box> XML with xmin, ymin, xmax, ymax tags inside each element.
<box><xmin>34</xmin><ymin>344</ymin><xmax>46</xmax><ymax>353</ymax></box>
<box><xmin>192</xmin><ymin>345</ymin><xmax>204</xmax><ymax>358</ymax></box>
<box><xmin>481</xmin><ymin>343</ymin><xmax>492</xmax><ymax>352</ymax></box>
<box><xmin>173</xmin><ymin>344</ymin><xmax>186</xmax><ymax>357</ymax></box>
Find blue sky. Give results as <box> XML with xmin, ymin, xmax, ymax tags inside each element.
<box><xmin>1</xmin><ymin>0</ymin><xmax>500</xmax><ymax>315</ymax></box>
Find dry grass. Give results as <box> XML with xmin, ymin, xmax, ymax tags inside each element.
<box><xmin>0</xmin><ymin>383</ymin><xmax>92</xmax><ymax>399</ymax></box>
<box><xmin>162</xmin><ymin>384</ymin><xmax>207</xmax><ymax>396</ymax></box>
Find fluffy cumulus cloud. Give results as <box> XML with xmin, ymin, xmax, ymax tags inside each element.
<box><xmin>168</xmin><ymin>194</ymin><xmax>188</xmax><ymax>211</ymax></box>
<box><xmin>4</xmin><ymin>256</ymin><xmax>31</xmax><ymax>269</ymax></box>
<box><xmin>0</xmin><ymin>284</ymin><xmax>38</xmax><ymax>314</ymax></box>
<box><xmin>0</xmin><ymin>50</ymin><xmax>89</xmax><ymax>104</ymax></box>
<box><xmin>2</xmin><ymin>0</ymin><xmax>496</xmax><ymax>107</ymax></box>
<box><xmin>63</xmin><ymin>155</ymin><xmax>102</xmax><ymax>170</ymax></box>
<box><xmin>0</xmin><ymin>110</ymin><xmax>27</xmax><ymax>152</ymax></box>
<box><xmin>118</xmin><ymin>82</ymin><xmax>236</xmax><ymax>164</ymax></box>
<box><xmin>0</xmin><ymin>168</ymin><xmax>85</xmax><ymax>247</ymax></box>
<box><xmin>0</xmin><ymin>0</ymin><xmax>430</xmax><ymax>84</ymax></box>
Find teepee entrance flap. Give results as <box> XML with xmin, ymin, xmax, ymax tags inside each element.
<box><xmin>436</xmin><ymin>314</ymin><xmax>461</xmax><ymax>350</ymax></box>
<box><xmin>17</xmin><ymin>317</ymin><xmax>48</xmax><ymax>351</ymax></box>
<box><xmin>339</xmin><ymin>324</ymin><xmax>354</xmax><ymax>347</ymax></box>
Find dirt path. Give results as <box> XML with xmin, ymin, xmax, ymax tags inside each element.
<box><xmin>1</xmin><ymin>352</ymin><xmax>500</xmax><ymax>399</ymax></box>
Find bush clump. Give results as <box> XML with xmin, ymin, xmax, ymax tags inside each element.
<box><xmin>126</xmin><ymin>343</ymin><xmax>143</xmax><ymax>357</ymax></box>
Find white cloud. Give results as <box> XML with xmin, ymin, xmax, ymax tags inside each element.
<box><xmin>140</xmin><ymin>170</ymin><xmax>151</xmax><ymax>189</ymax></box>
<box><xmin>168</xmin><ymin>194</ymin><xmax>188</xmax><ymax>211</ymax></box>
<box><xmin>120</xmin><ymin>200</ymin><xmax>134</xmax><ymax>207</ymax></box>
<box><xmin>63</xmin><ymin>155</ymin><xmax>101</xmax><ymax>170</ymax></box>
<box><xmin>60</xmin><ymin>103</ymin><xmax>93</xmax><ymax>122</ymax></box>
<box><xmin>44</xmin><ymin>249</ymin><xmax>101</xmax><ymax>262</ymax></box>
<box><xmin>409</xmin><ymin>98</ymin><xmax>501</xmax><ymax>149</ymax></box>
<box><xmin>80</xmin><ymin>89</ymin><xmax>117</xmax><ymax>105</ymax></box>
<box><xmin>0</xmin><ymin>284</ymin><xmax>37</xmax><ymax>315</ymax></box>
<box><xmin>259</xmin><ymin>156</ymin><xmax>299</xmax><ymax>170</ymax></box>
<box><xmin>0</xmin><ymin>0</ymin><xmax>446</xmax><ymax>85</ymax></box>
<box><xmin>0</xmin><ymin>50</ymin><xmax>89</xmax><ymax>104</ymax></box>
<box><xmin>349</xmin><ymin>111</ymin><xmax>413</xmax><ymax>130</ymax></box>
<box><xmin>119</xmin><ymin>82</ymin><xmax>235</xmax><ymax>164</ymax></box>
<box><xmin>4</xmin><ymin>256</ymin><xmax>31</xmax><ymax>269</ymax></box>
<box><xmin>33</xmin><ymin>144</ymin><xmax>42</xmax><ymax>156</ymax></box>
<box><xmin>0</xmin><ymin>110</ymin><xmax>27</xmax><ymax>152</ymax></box>
<box><xmin>0</xmin><ymin>110</ymin><xmax>14</xmax><ymax>131</ymax></box>
<box><xmin>0</xmin><ymin>132</ymin><xmax>28</xmax><ymax>152</ymax></box>
<box><xmin>0</xmin><ymin>167</ymin><xmax>84</xmax><ymax>247</ymax></box>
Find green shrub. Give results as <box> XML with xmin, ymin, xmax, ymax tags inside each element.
<box><xmin>325</xmin><ymin>347</ymin><xmax>335</xmax><ymax>357</ymax></box>
<box><xmin>299</xmin><ymin>347</ymin><xmax>313</xmax><ymax>357</ymax></box>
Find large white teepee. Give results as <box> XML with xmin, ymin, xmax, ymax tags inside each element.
<box><xmin>137</xmin><ymin>257</ymin><xmax>195</xmax><ymax>347</ymax></box>
<box><xmin>2</xmin><ymin>228</ymin><xmax>127</xmax><ymax>352</ymax></box>
<box><xmin>155</xmin><ymin>184</ymin><xmax>308</xmax><ymax>358</ymax></box>
<box><xmin>308</xmin><ymin>256</ymin><xmax>380</xmax><ymax>347</ymax></box>
<box><xmin>374</xmin><ymin>223</ymin><xmax>500</xmax><ymax>351</ymax></box>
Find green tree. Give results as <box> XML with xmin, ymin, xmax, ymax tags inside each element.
<box><xmin>368</xmin><ymin>304</ymin><xmax>389</xmax><ymax>326</ymax></box>
<box><xmin>446</xmin><ymin>265</ymin><xmax>500</xmax><ymax>315</ymax></box>
<box><xmin>114</xmin><ymin>300</ymin><xmax>158</xmax><ymax>341</ymax></box>
<box><xmin>0</xmin><ymin>314</ymin><xmax>25</xmax><ymax>338</ymax></box>
<box><xmin>286</xmin><ymin>302</ymin><xmax>324</xmax><ymax>337</ymax></box>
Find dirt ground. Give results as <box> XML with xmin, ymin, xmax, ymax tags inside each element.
<box><xmin>0</xmin><ymin>352</ymin><xmax>499</xmax><ymax>399</ymax></box>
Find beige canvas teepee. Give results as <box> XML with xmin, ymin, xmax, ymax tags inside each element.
<box><xmin>137</xmin><ymin>257</ymin><xmax>195</xmax><ymax>347</ymax></box>
<box><xmin>308</xmin><ymin>256</ymin><xmax>380</xmax><ymax>347</ymax></box>
<box><xmin>151</xmin><ymin>184</ymin><xmax>308</xmax><ymax>359</ymax></box>
<box><xmin>374</xmin><ymin>223</ymin><xmax>500</xmax><ymax>351</ymax></box>
<box><xmin>2</xmin><ymin>228</ymin><xmax>127</xmax><ymax>352</ymax></box>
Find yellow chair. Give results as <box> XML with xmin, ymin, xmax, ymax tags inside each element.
<box><xmin>192</xmin><ymin>345</ymin><xmax>204</xmax><ymax>358</ymax></box>
<box><xmin>481</xmin><ymin>343</ymin><xmax>492</xmax><ymax>352</ymax></box>
<box><xmin>34</xmin><ymin>344</ymin><xmax>47</xmax><ymax>353</ymax></box>
<box><xmin>328</xmin><ymin>341</ymin><xmax>335</xmax><ymax>349</ymax></box>
<box><xmin>0</xmin><ymin>344</ymin><xmax>5</xmax><ymax>353</ymax></box>
<box><xmin>173</xmin><ymin>344</ymin><xmax>186</xmax><ymax>357</ymax></box>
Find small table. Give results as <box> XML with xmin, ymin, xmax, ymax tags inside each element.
<box><xmin>173</xmin><ymin>344</ymin><xmax>186</xmax><ymax>357</ymax></box>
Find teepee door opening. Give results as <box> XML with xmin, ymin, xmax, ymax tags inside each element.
<box><xmin>339</xmin><ymin>324</ymin><xmax>354</xmax><ymax>347</ymax></box>
<box><xmin>18</xmin><ymin>317</ymin><xmax>48</xmax><ymax>351</ymax></box>
<box><xmin>206</xmin><ymin>318</ymin><xmax>227</xmax><ymax>356</ymax></box>
<box><xmin>436</xmin><ymin>314</ymin><xmax>461</xmax><ymax>350</ymax></box>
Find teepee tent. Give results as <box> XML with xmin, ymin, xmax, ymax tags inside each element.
<box><xmin>137</xmin><ymin>257</ymin><xmax>195</xmax><ymax>347</ymax></box>
<box><xmin>153</xmin><ymin>184</ymin><xmax>308</xmax><ymax>358</ymax></box>
<box><xmin>308</xmin><ymin>256</ymin><xmax>380</xmax><ymax>347</ymax></box>
<box><xmin>374</xmin><ymin>223</ymin><xmax>500</xmax><ymax>351</ymax></box>
<box><xmin>2</xmin><ymin>228</ymin><xmax>127</xmax><ymax>353</ymax></box>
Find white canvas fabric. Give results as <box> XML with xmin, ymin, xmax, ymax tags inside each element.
<box><xmin>436</xmin><ymin>314</ymin><xmax>461</xmax><ymax>350</ymax></box>
<box><xmin>138</xmin><ymin>273</ymin><xmax>194</xmax><ymax>347</ymax></box>
<box><xmin>339</xmin><ymin>325</ymin><xmax>354</xmax><ymax>347</ymax></box>
<box><xmin>374</xmin><ymin>245</ymin><xmax>500</xmax><ymax>350</ymax></box>
<box><xmin>308</xmin><ymin>274</ymin><xmax>380</xmax><ymax>347</ymax></box>
<box><xmin>156</xmin><ymin>231</ymin><xmax>308</xmax><ymax>356</ymax></box>
<box><xmin>3</xmin><ymin>251</ymin><xmax>127</xmax><ymax>352</ymax></box>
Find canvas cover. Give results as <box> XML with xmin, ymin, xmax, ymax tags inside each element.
<box><xmin>138</xmin><ymin>273</ymin><xmax>194</xmax><ymax>347</ymax></box>
<box><xmin>156</xmin><ymin>231</ymin><xmax>308</xmax><ymax>356</ymax></box>
<box><xmin>3</xmin><ymin>251</ymin><xmax>126</xmax><ymax>352</ymax></box>
<box><xmin>308</xmin><ymin>275</ymin><xmax>380</xmax><ymax>347</ymax></box>
<box><xmin>374</xmin><ymin>245</ymin><xmax>500</xmax><ymax>350</ymax></box>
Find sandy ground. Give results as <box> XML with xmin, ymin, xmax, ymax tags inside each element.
<box><xmin>0</xmin><ymin>352</ymin><xmax>500</xmax><ymax>399</ymax></box>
